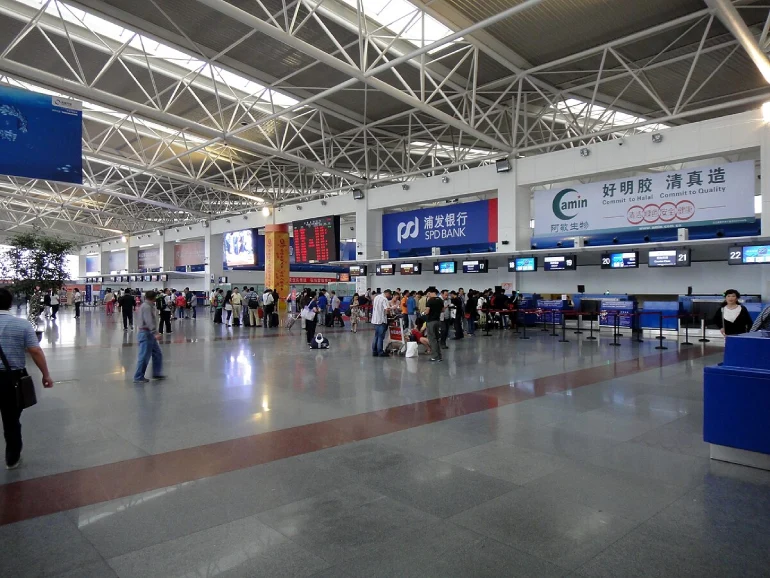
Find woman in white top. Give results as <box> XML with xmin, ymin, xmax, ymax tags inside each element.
<box><xmin>50</xmin><ymin>291</ymin><xmax>60</xmax><ymax>320</ymax></box>
<box><xmin>712</xmin><ymin>289</ymin><xmax>753</xmax><ymax>336</ymax></box>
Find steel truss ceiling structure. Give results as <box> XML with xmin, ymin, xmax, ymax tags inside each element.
<box><xmin>0</xmin><ymin>0</ymin><xmax>768</xmax><ymax>241</ymax></box>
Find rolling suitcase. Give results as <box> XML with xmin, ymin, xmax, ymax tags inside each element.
<box><xmin>271</xmin><ymin>312</ymin><xmax>279</xmax><ymax>328</ymax></box>
<box><xmin>286</xmin><ymin>313</ymin><xmax>300</xmax><ymax>330</ymax></box>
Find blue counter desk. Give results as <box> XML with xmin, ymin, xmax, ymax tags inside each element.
<box><xmin>704</xmin><ymin>333</ymin><xmax>770</xmax><ymax>470</ymax></box>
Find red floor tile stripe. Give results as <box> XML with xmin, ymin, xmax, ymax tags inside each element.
<box><xmin>0</xmin><ymin>345</ymin><xmax>718</xmax><ymax>526</ymax></box>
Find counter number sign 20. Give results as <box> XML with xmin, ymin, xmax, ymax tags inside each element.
<box><xmin>601</xmin><ymin>256</ymin><xmax>611</xmax><ymax>266</ymax></box>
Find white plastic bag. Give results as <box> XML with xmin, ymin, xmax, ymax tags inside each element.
<box><xmin>405</xmin><ymin>341</ymin><xmax>418</xmax><ymax>358</ymax></box>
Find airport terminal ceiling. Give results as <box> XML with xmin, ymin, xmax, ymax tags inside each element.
<box><xmin>0</xmin><ymin>0</ymin><xmax>768</xmax><ymax>242</ymax></box>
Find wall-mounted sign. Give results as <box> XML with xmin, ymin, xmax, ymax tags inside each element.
<box><xmin>175</xmin><ymin>239</ymin><xmax>206</xmax><ymax>267</ymax></box>
<box><xmin>138</xmin><ymin>247</ymin><xmax>160</xmax><ymax>269</ymax></box>
<box><xmin>382</xmin><ymin>199</ymin><xmax>497</xmax><ymax>251</ymax></box>
<box><xmin>533</xmin><ymin>161</ymin><xmax>755</xmax><ymax>237</ymax></box>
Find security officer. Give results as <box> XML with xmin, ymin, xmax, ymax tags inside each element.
<box><xmin>0</xmin><ymin>287</ymin><xmax>54</xmax><ymax>469</ymax></box>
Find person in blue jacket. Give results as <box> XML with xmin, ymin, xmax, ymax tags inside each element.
<box><xmin>317</xmin><ymin>290</ymin><xmax>328</xmax><ymax>328</ymax></box>
<box><xmin>407</xmin><ymin>292</ymin><xmax>417</xmax><ymax>329</ymax></box>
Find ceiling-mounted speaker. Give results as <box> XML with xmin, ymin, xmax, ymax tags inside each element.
<box><xmin>352</xmin><ymin>188</ymin><xmax>364</xmax><ymax>200</ymax></box>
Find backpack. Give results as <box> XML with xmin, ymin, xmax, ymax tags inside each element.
<box><xmin>248</xmin><ymin>294</ymin><xmax>260</xmax><ymax>309</ymax></box>
<box><xmin>156</xmin><ymin>294</ymin><xmax>164</xmax><ymax>311</ymax></box>
<box><xmin>310</xmin><ymin>333</ymin><xmax>330</xmax><ymax>349</ymax></box>
<box><xmin>176</xmin><ymin>295</ymin><xmax>186</xmax><ymax>307</ymax></box>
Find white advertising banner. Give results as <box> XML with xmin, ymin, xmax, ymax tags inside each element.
<box><xmin>533</xmin><ymin>160</ymin><xmax>755</xmax><ymax>237</ymax></box>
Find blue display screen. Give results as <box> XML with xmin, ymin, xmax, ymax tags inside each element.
<box><xmin>742</xmin><ymin>245</ymin><xmax>770</xmax><ymax>264</ymax></box>
<box><xmin>601</xmin><ymin>252</ymin><xmax>638</xmax><ymax>269</ymax></box>
<box><xmin>434</xmin><ymin>261</ymin><xmax>456</xmax><ymax>274</ymax></box>
<box><xmin>510</xmin><ymin>257</ymin><xmax>536</xmax><ymax>272</ymax></box>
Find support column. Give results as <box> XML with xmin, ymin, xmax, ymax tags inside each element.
<box><xmin>265</xmin><ymin>224</ymin><xmax>290</xmax><ymax>309</ymax></box>
<box><xmin>355</xmin><ymin>195</ymin><xmax>383</xmax><ymax>260</ymax></box>
<box><xmin>761</xmin><ymin>125</ymin><xmax>770</xmax><ymax>299</ymax></box>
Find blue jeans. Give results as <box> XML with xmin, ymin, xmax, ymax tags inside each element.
<box><xmin>134</xmin><ymin>330</ymin><xmax>163</xmax><ymax>380</ymax></box>
<box><xmin>468</xmin><ymin>316</ymin><xmax>476</xmax><ymax>335</ymax></box>
<box><xmin>372</xmin><ymin>323</ymin><xmax>388</xmax><ymax>355</ymax></box>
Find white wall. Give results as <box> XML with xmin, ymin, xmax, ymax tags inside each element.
<box><xmin>516</xmin><ymin>261</ymin><xmax>764</xmax><ymax>296</ymax></box>
<box><xmin>362</xmin><ymin>268</ymin><xmax>514</xmax><ymax>293</ymax></box>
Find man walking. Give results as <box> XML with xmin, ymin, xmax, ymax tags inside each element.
<box><xmin>371</xmin><ymin>288</ymin><xmax>392</xmax><ymax>357</ymax></box>
<box><xmin>317</xmin><ymin>290</ymin><xmax>328</xmax><ymax>328</ymax></box>
<box><xmin>119</xmin><ymin>288</ymin><xmax>136</xmax><ymax>331</ymax></box>
<box><xmin>134</xmin><ymin>290</ymin><xmax>165</xmax><ymax>384</ymax></box>
<box><xmin>330</xmin><ymin>291</ymin><xmax>343</xmax><ymax>328</ymax></box>
<box><xmin>0</xmin><ymin>288</ymin><xmax>54</xmax><ymax>469</ymax></box>
<box><xmin>423</xmin><ymin>287</ymin><xmax>444</xmax><ymax>362</ymax></box>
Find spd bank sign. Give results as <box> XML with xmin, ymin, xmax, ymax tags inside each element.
<box><xmin>532</xmin><ymin>161</ymin><xmax>755</xmax><ymax>237</ymax></box>
<box><xmin>382</xmin><ymin>199</ymin><xmax>497</xmax><ymax>251</ymax></box>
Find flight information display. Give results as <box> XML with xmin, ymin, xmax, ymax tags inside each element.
<box><xmin>434</xmin><ymin>261</ymin><xmax>457</xmax><ymax>274</ymax></box>
<box><xmin>648</xmin><ymin>249</ymin><xmax>691</xmax><ymax>267</ymax></box>
<box><xmin>293</xmin><ymin>216</ymin><xmax>340</xmax><ymax>264</ymax></box>
<box><xmin>463</xmin><ymin>260</ymin><xmax>488</xmax><ymax>273</ymax></box>
<box><xmin>349</xmin><ymin>265</ymin><xmax>367</xmax><ymax>276</ymax></box>
<box><xmin>399</xmin><ymin>262</ymin><xmax>422</xmax><ymax>275</ymax></box>
<box><xmin>543</xmin><ymin>255</ymin><xmax>576</xmax><ymax>271</ymax></box>
<box><xmin>509</xmin><ymin>257</ymin><xmax>537</xmax><ymax>272</ymax></box>
<box><xmin>729</xmin><ymin>245</ymin><xmax>770</xmax><ymax>265</ymax></box>
<box><xmin>601</xmin><ymin>252</ymin><xmax>639</xmax><ymax>269</ymax></box>
<box><xmin>376</xmin><ymin>263</ymin><xmax>395</xmax><ymax>276</ymax></box>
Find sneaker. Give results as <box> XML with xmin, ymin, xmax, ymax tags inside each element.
<box><xmin>6</xmin><ymin>456</ymin><xmax>22</xmax><ymax>470</ymax></box>
<box><xmin>430</xmin><ymin>357</ymin><xmax>443</xmax><ymax>362</ymax></box>
<box><xmin>133</xmin><ymin>378</ymin><xmax>149</xmax><ymax>384</ymax></box>
<box><xmin>152</xmin><ymin>375</ymin><xmax>167</xmax><ymax>381</ymax></box>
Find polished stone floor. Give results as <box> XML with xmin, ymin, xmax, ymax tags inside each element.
<box><xmin>1</xmin><ymin>306</ymin><xmax>769</xmax><ymax>577</ymax></box>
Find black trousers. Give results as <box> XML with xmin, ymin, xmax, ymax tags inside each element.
<box><xmin>264</xmin><ymin>305</ymin><xmax>274</xmax><ymax>327</ymax></box>
<box><xmin>159</xmin><ymin>310</ymin><xmax>172</xmax><ymax>333</ymax></box>
<box><xmin>123</xmin><ymin>308</ymin><xmax>134</xmax><ymax>329</ymax></box>
<box><xmin>305</xmin><ymin>319</ymin><xmax>317</xmax><ymax>344</ymax></box>
<box><xmin>51</xmin><ymin>304</ymin><xmax>59</xmax><ymax>319</ymax></box>
<box><xmin>75</xmin><ymin>302</ymin><xmax>81</xmax><ymax>317</ymax></box>
<box><xmin>441</xmin><ymin>319</ymin><xmax>450</xmax><ymax>346</ymax></box>
<box><xmin>454</xmin><ymin>314</ymin><xmax>464</xmax><ymax>339</ymax></box>
<box><xmin>0</xmin><ymin>372</ymin><xmax>23</xmax><ymax>465</ymax></box>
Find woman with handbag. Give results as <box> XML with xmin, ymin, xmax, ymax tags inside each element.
<box><xmin>0</xmin><ymin>288</ymin><xmax>54</xmax><ymax>469</ymax></box>
<box><xmin>303</xmin><ymin>291</ymin><xmax>320</xmax><ymax>346</ymax></box>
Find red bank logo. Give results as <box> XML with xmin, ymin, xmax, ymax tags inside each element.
<box><xmin>627</xmin><ymin>200</ymin><xmax>695</xmax><ymax>225</ymax></box>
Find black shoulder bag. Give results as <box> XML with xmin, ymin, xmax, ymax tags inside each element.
<box><xmin>0</xmin><ymin>343</ymin><xmax>37</xmax><ymax>409</ymax></box>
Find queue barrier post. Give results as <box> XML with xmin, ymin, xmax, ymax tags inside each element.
<box><xmin>587</xmin><ymin>314</ymin><xmax>597</xmax><ymax>341</ymax></box>
<box><xmin>610</xmin><ymin>313</ymin><xmax>621</xmax><ymax>347</ymax></box>
<box><xmin>541</xmin><ymin>310</ymin><xmax>549</xmax><ymax>332</ymax></box>
<box><xmin>682</xmin><ymin>314</ymin><xmax>693</xmax><ymax>346</ymax></box>
<box><xmin>559</xmin><ymin>311</ymin><xmax>570</xmax><ymax>343</ymax></box>
<box><xmin>482</xmin><ymin>310</ymin><xmax>492</xmax><ymax>337</ymax></box>
<box><xmin>550</xmin><ymin>311</ymin><xmax>559</xmax><ymax>337</ymax></box>
<box><xmin>634</xmin><ymin>312</ymin><xmax>644</xmax><ymax>343</ymax></box>
<box><xmin>698</xmin><ymin>314</ymin><xmax>710</xmax><ymax>343</ymax></box>
<box><xmin>655</xmin><ymin>312</ymin><xmax>668</xmax><ymax>350</ymax></box>
<box><xmin>574</xmin><ymin>313</ymin><xmax>583</xmax><ymax>335</ymax></box>
<box><xmin>519</xmin><ymin>310</ymin><xmax>531</xmax><ymax>340</ymax></box>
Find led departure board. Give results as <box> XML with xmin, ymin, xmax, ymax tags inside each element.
<box><xmin>376</xmin><ymin>263</ymin><xmax>395</xmax><ymax>276</ymax></box>
<box><xmin>293</xmin><ymin>216</ymin><xmax>340</xmax><ymax>264</ymax></box>
<box><xmin>349</xmin><ymin>265</ymin><xmax>367</xmax><ymax>276</ymax></box>
<box><xmin>601</xmin><ymin>252</ymin><xmax>639</xmax><ymax>269</ymax></box>
<box><xmin>544</xmin><ymin>255</ymin><xmax>576</xmax><ymax>271</ymax></box>
<box><xmin>648</xmin><ymin>249</ymin><xmax>690</xmax><ymax>267</ymax></box>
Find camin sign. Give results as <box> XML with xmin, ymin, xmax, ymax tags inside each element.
<box><xmin>533</xmin><ymin>160</ymin><xmax>755</xmax><ymax>237</ymax></box>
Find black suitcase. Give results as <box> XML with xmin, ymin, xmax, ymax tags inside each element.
<box><xmin>270</xmin><ymin>312</ymin><xmax>279</xmax><ymax>328</ymax></box>
<box><xmin>243</xmin><ymin>313</ymin><xmax>250</xmax><ymax>327</ymax></box>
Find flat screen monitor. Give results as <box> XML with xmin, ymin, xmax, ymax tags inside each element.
<box><xmin>97</xmin><ymin>276</ymin><xmax>103</xmax><ymax>283</ymax></box>
<box><xmin>349</xmin><ymin>265</ymin><xmax>367</xmax><ymax>276</ymax></box>
<box><xmin>648</xmin><ymin>249</ymin><xmax>691</xmax><ymax>267</ymax></box>
<box><xmin>509</xmin><ymin>257</ymin><xmax>536</xmax><ymax>272</ymax></box>
<box><xmin>463</xmin><ymin>259</ymin><xmax>488</xmax><ymax>274</ymax></box>
<box><xmin>544</xmin><ymin>255</ymin><xmax>576</xmax><ymax>271</ymax></box>
<box><xmin>730</xmin><ymin>244</ymin><xmax>770</xmax><ymax>265</ymax></box>
<box><xmin>293</xmin><ymin>216</ymin><xmax>340</xmax><ymax>264</ymax></box>
<box><xmin>339</xmin><ymin>273</ymin><xmax>350</xmax><ymax>282</ymax></box>
<box><xmin>433</xmin><ymin>260</ymin><xmax>457</xmax><ymax>274</ymax></box>
<box><xmin>151</xmin><ymin>275</ymin><xmax>159</xmax><ymax>282</ymax></box>
<box><xmin>143</xmin><ymin>275</ymin><xmax>151</xmax><ymax>282</ymax></box>
<box><xmin>601</xmin><ymin>252</ymin><xmax>639</xmax><ymax>269</ymax></box>
<box><xmin>399</xmin><ymin>262</ymin><xmax>422</xmax><ymax>276</ymax></box>
<box><xmin>160</xmin><ymin>274</ymin><xmax>168</xmax><ymax>282</ymax></box>
<box><xmin>223</xmin><ymin>229</ymin><xmax>256</xmax><ymax>267</ymax></box>
<box><xmin>376</xmin><ymin>263</ymin><xmax>395</xmax><ymax>276</ymax></box>
<box><xmin>217</xmin><ymin>276</ymin><xmax>228</xmax><ymax>284</ymax></box>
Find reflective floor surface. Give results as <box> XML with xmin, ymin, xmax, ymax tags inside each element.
<box><xmin>1</xmin><ymin>307</ymin><xmax>769</xmax><ymax>577</ymax></box>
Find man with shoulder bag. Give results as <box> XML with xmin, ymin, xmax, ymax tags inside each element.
<box><xmin>0</xmin><ymin>288</ymin><xmax>54</xmax><ymax>469</ymax></box>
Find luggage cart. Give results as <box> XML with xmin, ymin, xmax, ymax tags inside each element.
<box><xmin>385</xmin><ymin>314</ymin><xmax>408</xmax><ymax>356</ymax></box>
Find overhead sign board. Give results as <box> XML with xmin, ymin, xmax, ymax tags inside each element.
<box><xmin>382</xmin><ymin>199</ymin><xmax>497</xmax><ymax>251</ymax></box>
<box><xmin>533</xmin><ymin>161</ymin><xmax>755</xmax><ymax>237</ymax></box>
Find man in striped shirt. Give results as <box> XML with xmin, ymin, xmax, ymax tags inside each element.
<box><xmin>0</xmin><ymin>288</ymin><xmax>54</xmax><ymax>469</ymax></box>
<box><xmin>750</xmin><ymin>305</ymin><xmax>770</xmax><ymax>332</ymax></box>
<box><xmin>133</xmin><ymin>290</ymin><xmax>165</xmax><ymax>384</ymax></box>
